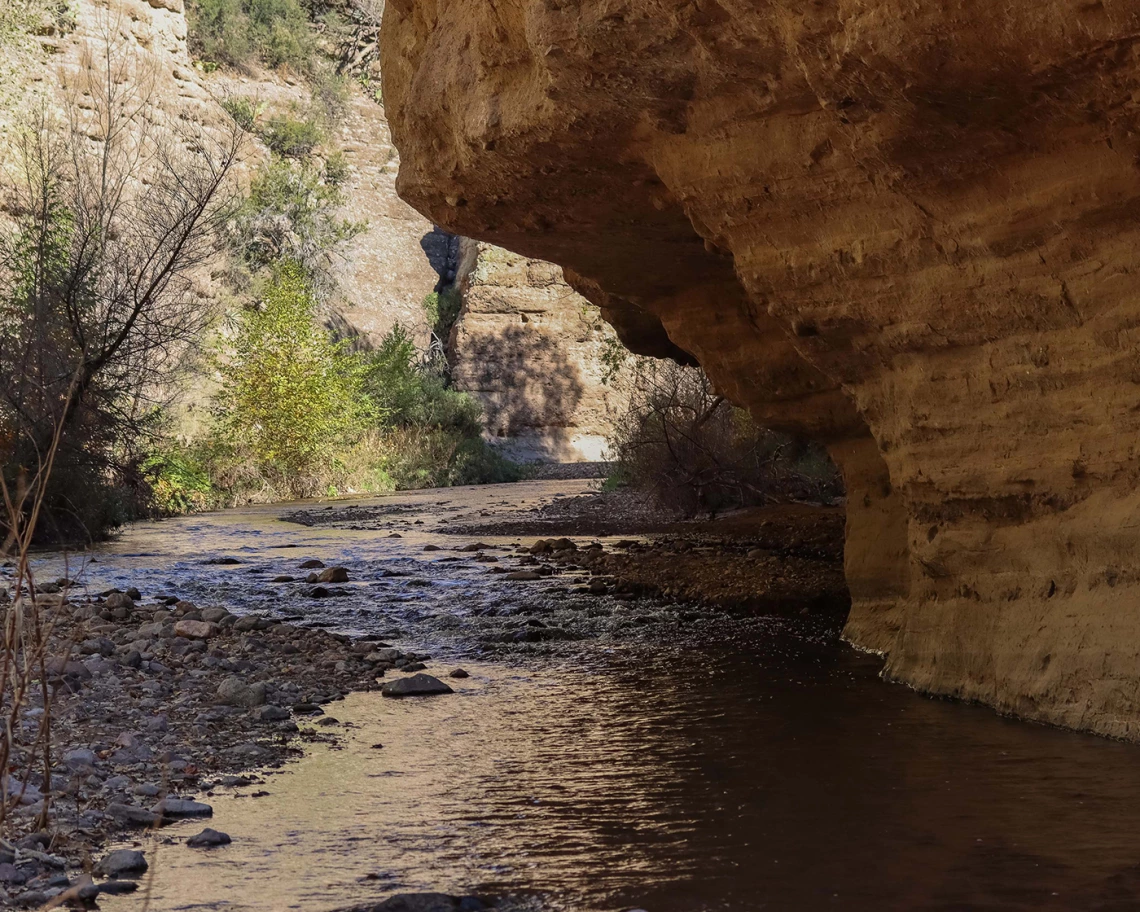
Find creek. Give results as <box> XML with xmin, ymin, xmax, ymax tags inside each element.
<box><xmin>30</xmin><ymin>480</ymin><xmax>1140</xmax><ymax>912</ymax></box>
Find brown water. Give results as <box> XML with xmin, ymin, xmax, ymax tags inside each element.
<box><xmin>31</xmin><ymin>482</ymin><xmax>1140</xmax><ymax>912</ymax></box>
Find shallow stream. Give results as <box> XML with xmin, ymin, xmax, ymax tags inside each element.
<box><xmin>31</xmin><ymin>481</ymin><xmax>1140</xmax><ymax>911</ymax></box>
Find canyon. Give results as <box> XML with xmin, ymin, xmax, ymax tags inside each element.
<box><xmin>381</xmin><ymin>0</ymin><xmax>1140</xmax><ymax>738</ymax></box>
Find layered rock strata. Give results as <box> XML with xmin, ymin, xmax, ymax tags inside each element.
<box><xmin>449</xmin><ymin>239</ymin><xmax>627</xmax><ymax>461</ymax></box>
<box><xmin>382</xmin><ymin>0</ymin><xmax>1140</xmax><ymax>737</ymax></box>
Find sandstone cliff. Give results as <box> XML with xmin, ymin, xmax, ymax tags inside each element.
<box><xmin>382</xmin><ymin>0</ymin><xmax>1140</xmax><ymax>737</ymax></box>
<box><xmin>448</xmin><ymin>239</ymin><xmax>626</xmax><ymax>462</ymax></box>
<box><xmin>4</xmin><ymin>0</ymin><xmax>439</xmax><ymax>348</ymax></box>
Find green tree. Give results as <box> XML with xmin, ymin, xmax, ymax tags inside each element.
<box><xmin>213</xmin><ymin>262</ymin><xmax>370</xmax><ymax>480</ymax></box>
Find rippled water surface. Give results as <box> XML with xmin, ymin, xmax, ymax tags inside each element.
<box><xmin>32</xmin><ymin>482</ymin><xmax>1140</xmax><ymax>912</ymax></box>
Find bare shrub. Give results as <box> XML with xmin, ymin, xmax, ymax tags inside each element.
<box><xmin>0</xmin><ymin>23</ymin><xmax>243</xmax><ymax>542</ymax></box>
<box><xmin>606</xmin><ymin>356</ymin><xmax>843</xmax><ymax>516</ymax></box>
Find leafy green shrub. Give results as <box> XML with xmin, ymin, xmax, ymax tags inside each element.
<box><xmin>422</xmin><ymin>287</ymin><xmax>464</xmax><ymax>345</ymax></box>
<box><xmin>187</xmin><ymin>0</ymin><xmax>314</xmax><ymax>71</ymax></box>
<box><xmin>142</xmin><ymin>447</ymin><xmax>217</xmax><ymax>516</ymax></box>
<box><xmin>362</xmin><ymin>325</ymin><xmax>480</xmax><ymax>436</ymax></box>
<box><xmin>230</xmin><ymin>156</ymin><xmax>364</xmax><ymax>281</ymax></box>
<box><xmin>212</xmin><ymin>261</ymin><xmax>370</xmax><ymax>489</ymax></box>
<box><xmin>220</xmin><ymin>96</ymin><xmax>261</xmax><ymax>131</ymax></box>
<box><xmin>260</xmin><ymin>113</ymin><xmax>322</xmax><ymax>158</ymax></box>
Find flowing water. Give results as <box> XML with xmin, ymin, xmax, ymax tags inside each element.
<box><xmin>30</xmin><ymin>481</ymin><xmax>1140</xmax><ymax>912</ymax></box>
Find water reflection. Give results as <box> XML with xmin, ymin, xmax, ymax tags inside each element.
<box><xmin>31</xmin><ymin>483</ymin><xmax>1140</xmax><ymax>911</ymax></box>
<box><xmin>113</xmin><ymin>633</ymin><xmax>1140</xmax><ymax>912</ymax></box>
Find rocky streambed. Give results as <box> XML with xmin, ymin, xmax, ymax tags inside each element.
<box><xmin>6</xmin><ymin>480</ymin><xmax>1140</xmax><ymax>912</ymax></box>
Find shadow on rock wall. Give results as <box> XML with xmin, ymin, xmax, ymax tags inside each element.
<box><xmin>455</xmin><ymin>323</ymin><xmax>587</xmax><ymax>444</ymax></box>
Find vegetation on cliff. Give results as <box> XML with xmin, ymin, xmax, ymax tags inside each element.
<box><xmin>0</xmin><ymin>0</ymin><xmax>518</xmax><ymax>543</ymax></box>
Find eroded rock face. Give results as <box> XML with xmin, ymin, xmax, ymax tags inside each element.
<box><xmin>449</xmin><ymin>239</ymin><xmax>627</xmax><ymax>461</ymax></box>
<box><xmin>382</xmin><ymin>0</ymin><xmax>1140</xmax><ymax>737</ymax></box>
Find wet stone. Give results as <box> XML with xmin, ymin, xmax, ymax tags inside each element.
<box><xmin>98</xmin><ymin>880</ymin><xmax>140</xmax><ymax>895</ymax></box>
<box><xmin>151</xmin><ymin>798</ymin><xmax>212</xmax><ymax>820</ymax></box>
<box><xmin>186</xmin><ymin>828</ymin><xmax>231</xmax><ymax>848</ymax></box>
<box><xmin>381</xmin><ymin>674</ymin><xmax>454</xmax><ymax>698</ymax></box>
<box><xmin>256</xmin><ymin>705</ymin><xmax>290</xmax><ymax>722</ymax></box>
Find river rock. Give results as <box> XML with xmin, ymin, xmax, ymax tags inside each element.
<box><xmin>186</xmin><ymin>828</ymin><xmax>231</xmax><ymax>848</ymax></box>
<box><xmin>0</xmin><ymin>864</ymin><xmax>25</xmax><ymax>885</ymax></box>
<box><xmin>505</xmin><ymin>570</ymin><xmax>542</xmax><ymax>581</ymax></box>
<box><xmin>299</xmin><ymin>559</ymin><xmax>325</xmax><ymax>569</ymax></box>
<box><xmin>174</xmin><ymin>619</ymin><xmax>216</xmax><ymax>639</ymax></box>
<box><xmin>103</xmin><ymin>592</ymin><xmax>134</xmax><ymax>610</ymax></box>
<box><xmin>200</xmin><ymin>607</ymin><xmax>229</xmax><ymax>623</ymax></box>
<box><xmin>107</xmin><ymin>803</ymin><xmax>159</xmax><ymax>827</ymax></box>
<box><xmin>98</xmin><ymin>881</ymin><xmax>140</xmax><ymax>895</ymax></box>
<box><xmin>317</xmin><ymin>566</ymin><xmax>349</xmax><ymax>583</ymax></box>
<box><xmin>448</xmin><ymin>669</ymin><xmax>470</xmax><ymax>678</ymax></box>
<box><xmin>216</xmin><ymin>677</ymin><xmax>267</xmax><ymax>708</ymax></box>
<box><xmin>151</xmin><ymin>798</ymin><xmax>212</xmax><ymax>820</ymax></box>
<box><xmin>380</xmin><ymin>674</ymin><xmax>453</xmax><ymax>698</ymax></box>
<box><xmin>256</xmin><ymin>705</ymin><xmax>290</xmax><ymax>722</ymax></box>
<box><xmin>94</xmin><ymin>849</ymin><xmax>147</xmax><ymax>877</ymax></box>
<box><xmin>63</xmin><ymin>748</ymin><xmax>96</xmax><ymax>771</ymax></box>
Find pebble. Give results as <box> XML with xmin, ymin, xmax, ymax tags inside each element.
<box><xmin>449</xmin><ymin>669</ymin><xmax>470</xmax><ymax>678</ymax></box>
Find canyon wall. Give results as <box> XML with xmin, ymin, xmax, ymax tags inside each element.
<box><xmin>448</xmin><ymin>239</ymin><xmax>626</xmax><ymax>462</ymax></box>
<box><xmin>381</xmin><ymin>0</ymin><xmax>1140</xmax><ymax>737</ymax></box>
<box><xmin>4</xmin><ymin>0</ymin><xmax>438</xmax><ymax>348</ymax></box>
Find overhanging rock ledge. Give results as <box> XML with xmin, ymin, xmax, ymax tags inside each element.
<box><xmin>381</xmin><ymin>0</ymin><xmax>1140</xmax><ymax>739</ymax></box>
